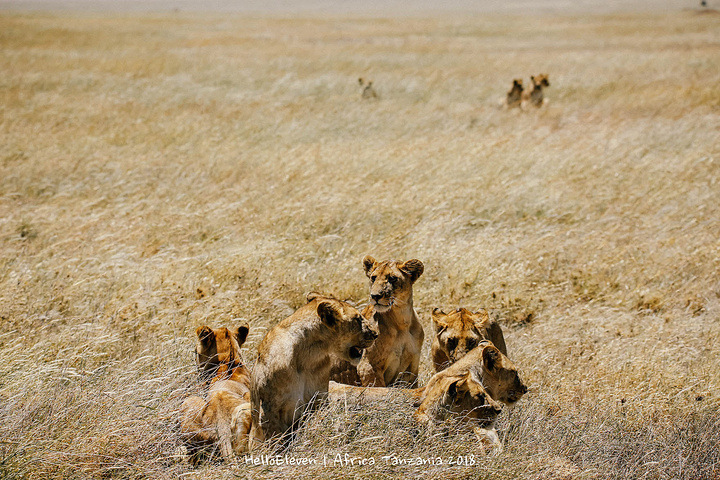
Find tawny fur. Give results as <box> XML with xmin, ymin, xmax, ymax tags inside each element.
<box><xmin>521</xmin><ymin>74</ymin><xmax>550</xmax><ymax>108</ymax></box>
<box><xmin>414</xmin><ymin>371</ymin><xmax>504</xmax><ymax>450</ymax></box>
<box><xmin>327</xmin><ymin>373</ymin><xmax>501</xmax><ymax>428</ymax></box>
<box><xmin>180</xmin><ymin>324</ymin><xmax>252</xmax><ymax>463</ymax></box>
<box><xmin>328</xmin><ymin>367</ymin><xmax>503</xmax><ymax>449</ymax></box>
<box><xmin>249</xmin><ymin>293</ymin><xmax>378</xmax><ymax>448</ymax></box>
<box><xmin>425</xmin><ymin>341</ymin><xmax>527</xmax><ymax>407</ymax></box>
<box><xmin>431</xmin><ymin>307</ymin><xmax>508</xmax><ymax>372</ymax></box>
<box><xmin>506</xmin><ymin>78</ymin><xmax>524</xmax><ymax>108</ymax></box>
<box><xmin>358</xmin><ymin>77</ymin><xmax>378</xmax><ymax>99</ymax></box>
<box><xmin>330</xmin><ymin>256</ymin><xmax>425</xmax><ymax>387</ymax></box>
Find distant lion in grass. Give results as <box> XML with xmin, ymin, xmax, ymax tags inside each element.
<box><xmin>330</xmin><ymin>256</ymin><xmax>425</xmax><ymax>387</ymax></box>
<box><xmin>180</xmin><ymin>324</ymin><xmax>252</xmax><ymax>463</ymax></box>
<box><xmin>505</xmin><ymin>78</ymin><xmax>524</xmax><ymax>108</ymax></box>
<box><xmin>521</xmin><ymin>74</ymin><xmax>550</xmax><ymax>108</ymax></box>
<box><xmin>431</xmin><ymin>307</ymin><xmax>508</xmax><ymax>372</ymax></box>
<box><xmin>358</xmin><ymin>77</ymin><xmax>378</xmax><ymax>99</ymax></box>
<box><xmin>249</xmin><ymin>293</ymin><xmax>378</xmax><ymax>448</ymax></box>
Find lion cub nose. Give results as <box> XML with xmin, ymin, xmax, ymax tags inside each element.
<box><xmin>371</xmin><ymin>293</ymin><xmax>383</xmax><ymax>302</ymax></box>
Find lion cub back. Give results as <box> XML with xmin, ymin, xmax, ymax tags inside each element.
<box><xmin>181</xmin><ymin>323</ymin><xmax>252</xmax><ymax>463</ymax></box>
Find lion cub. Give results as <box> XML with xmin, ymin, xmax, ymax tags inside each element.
<box><xmin>358</xmin><ymin>77</ymin><xmax>378</xmax><ymax>99</ymax></box>
<box><xmin>180</xmin><ymin>324</ymin><xmax>252</xmax><ymax>463</ymax></box>
<box><xmin>250</xmin><ymin>293</ymin><xmax>378</xmax><ymax>447</ymax></box>
<box><xmin>330</xmin><ymin>341</ymin><xmax>524</xmax><ymax>451</ymax></box>
<box><xmin>431</xmin><ymin>308</ymin><xmax>508</xmax><ymax>372</ymax></box>
<box><xmin>505</xmin><ymin>78</ymin><xmax>524</xmax><ymax>108</ymax></box>
<box><xmin>331</xmin><ymin>256</ymin><xmax>425</xmax><ymax>387</ymax></box>
<box><xmin>328</xmin><ymin>369</ymin><xmax>503</xmax><ymax>449</ymax></box>
<box><xmin>521</xmin><ymin>74</ymin><xmax>550</xmax><ymax>108</ymax></box>
<box><xmin>426</xmin><ymin>340</ymin><xmax>527</xmax><ymax>407</ymax></box>
<box><xmin>415</xmin><ymin>370</ymin><xmax>504</xmax><ymax>449</ymax></box>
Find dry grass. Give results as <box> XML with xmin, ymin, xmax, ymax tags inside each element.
<box><xmin>1</xmin><ymin>8</ymin><xmax>719</xmax><ymax>479</ymax></box>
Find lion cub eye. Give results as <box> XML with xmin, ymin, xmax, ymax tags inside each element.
<box><xmin>447</xmin><ymin>338</ymin><xmax>458</xmax><ymax>351</ymax></box>
<box><xmin>467</xmin><ymin>339</ymin><xmax>477</xmax><ymax>350</ymax></box>
<box><xmin>370</xmin><ymin>276</ymin><xmax>377</xmax><ymax>283</ymax></box>
<box><xmin>388</xmin><ymin>276</ymin><xmax>399</xmax><ymax>285</ymax></box>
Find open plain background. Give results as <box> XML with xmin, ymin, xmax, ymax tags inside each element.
<box><xmin>1</xmin><ymin>0</ymin><xmax>719</xmax><ymax>478</ymax></box>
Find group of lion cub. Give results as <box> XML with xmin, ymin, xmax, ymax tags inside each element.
<box><xmin>180</xmin><ymin>256</ymin><xmax>528</xmax><ymax>464</ymax></box>
<box><xmin>504</xmin><ymin>74</ymin><xmax>550</xmax><ymax>109</ymax></box>
<box><xmin>358</xmin><ymin>74</ymin><xmax>550</xmax><ymax>109</ymax></box>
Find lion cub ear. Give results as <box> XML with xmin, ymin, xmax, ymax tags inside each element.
<box><xmin>432</xmin><ymin>308</ymin><xmax>449</xmax><ymax>333</ymax></box>
<box><xmin>399</xmin><ymin>259</ymin><xmax>424</xmax><ymax>283</ymax></box>
<box><xmin>233</xmin><ymin>322</ymin><xmax>250</xmax><ymax>346</ymax></box>
<box><xmin>471</xmin><ymin>309</ymin><xmax>490</xmax><ymax>328</ymax></box>
<box><xmin>362</xmin><ymin>255</ymin><xmax>377</xmax><ymax>277</ymax></box>
<box><xmin>447</xmin><ymin>375</ymin><xmax>471</xmax><ymax>402</ymax></box>
<box><xmin>306</xmin><ymin>292</ymin><xmax>321</xmax><ymax>303</ymax></box>
<box><xmin>317</xmin><ymin>300</ymin><xmax>341</xmax><ymax>328</ymax></box>
<box><xmin>196</xmin><ymin>326</ymin><xmax>215</xmax><ymax>345</ymax></box>
<box><xmin>482</xmin><ymin>344</ymin><xmax>502</xmax><ymax>371</ymax></box>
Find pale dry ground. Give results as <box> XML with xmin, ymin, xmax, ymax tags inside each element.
<box><xmin>1</xmin><ymin>9</ymin><xmax>719</xmax><ymax>480</ymax></box>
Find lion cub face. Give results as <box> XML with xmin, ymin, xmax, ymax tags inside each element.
<box><xmin>195</xmin><ymin>324</ymin><xmax>249</xmax><ymax>380</ymax></box>
<box><xmin>307</xmin><ymin>292</ymin><xmax>378</xmax><ymax>365</ymax></box>
<box><xmin>362</xmin><ymin>256</ymin><xmax>424</xmax><ymax>313</ymax></box>
<box><xmin>432</xmin><ymin>308</ymin><xmax>489</xmax><ymax>365</ymax></box>
<box><xmin>532</xmin><ymin>74</ymin><xmax>550</xmax><ymax>88</ymax></box>
<box><xmin>479</xmin><ymin>342</ymin><xmax>527</xmax><ymax>406</ymax></box>
<box><xmin>437</xmin><ymin>372</ymin><xmax>503</xmax><ymax>423</ymax></box>
<box><xmin>415</xmin><ymin>370</ymin><xmax>502</xmax><ymax>441</ymax></box>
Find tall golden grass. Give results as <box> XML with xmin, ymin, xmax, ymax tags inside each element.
<box><xmin>1</xmin><ymin>9</ymin><xmax>719</xmax><ymax>479</ymax></box>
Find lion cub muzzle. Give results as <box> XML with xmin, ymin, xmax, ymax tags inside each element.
<box><xmin>505</xmin><ymin>379</ymin><xmax>528</xmax><ymax>405</ymax></box>
<box><xmin>369</xmin><ymin>285</ymin><xmax>395</xmax><ymax>312</ymax></box>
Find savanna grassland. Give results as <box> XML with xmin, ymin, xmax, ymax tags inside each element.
<box><xmin>1</xmin><ymin>7</ymin><xmax>719</xmax><ymax>479</ymax></box>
